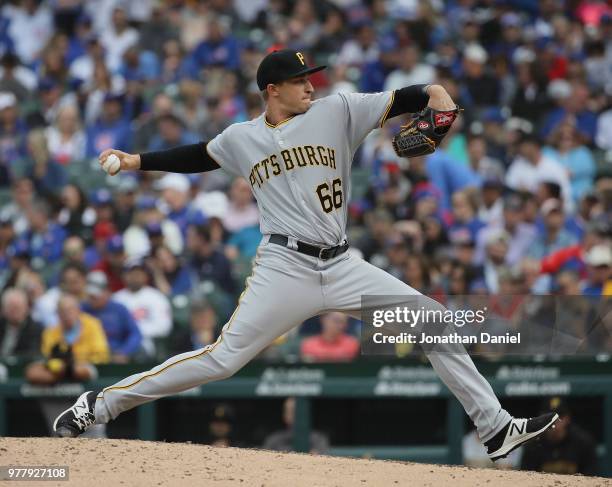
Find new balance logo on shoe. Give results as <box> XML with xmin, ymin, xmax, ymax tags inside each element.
<box><xmin>486</xmin><ymin>412</ymin><xmax>559</xmax><ymax>461</ymax></box>
<box><xmin>53</xmin><ymin>391</ymin><xmax>97</xmax><ymax>438</ymax></box>
<box><xmin>74</xmin><ymin>400</ymin><xmax>88</xmax><ymax>413</ymax></box>
<box><xmin>509</xmin><ymin>422</ymin><xmax>525</xmax><ymax>435</ymax></box>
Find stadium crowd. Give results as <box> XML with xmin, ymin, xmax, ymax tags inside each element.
<box><xmin>0</xmin><ymin>0</ymin><xmax>610</xmax><ymax>368</ymax></box>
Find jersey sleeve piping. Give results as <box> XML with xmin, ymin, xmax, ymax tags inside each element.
<box><xmin>379</xmin><ymin>90</ymin><xmax>395</xmax><ymax>128</ymax></box>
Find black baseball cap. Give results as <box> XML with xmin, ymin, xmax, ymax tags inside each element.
<box><xmin>256</xmin><ymin>49</ymin><xmax>326</xmax><ymax>91</ymax></box>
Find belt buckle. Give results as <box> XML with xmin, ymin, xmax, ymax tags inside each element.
<box><xmin>319</xmin><ymin>247</ymin><xmax>329</xmax><ymax>260</ymax></box>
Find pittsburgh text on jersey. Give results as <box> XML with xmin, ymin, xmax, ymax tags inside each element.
<box><xmin>248</xmin><ymin>145</ymin><xmax>337</xmax><ymax>189</ymax></box>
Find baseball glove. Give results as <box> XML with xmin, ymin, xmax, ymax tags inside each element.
<box><xmin>392</xmin><ymin>106</ymin><xmax>462</xmax><ymax>158</ymax></box>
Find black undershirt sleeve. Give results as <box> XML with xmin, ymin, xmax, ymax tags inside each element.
<box><xmin>387</xmin><ymin>84</ymin><xmax>430</xmax><ymax>119</ymax></box>
<box><xmin>139</xmin><ymin>142</ymin><xmax>220</xmax><ymax>173</ymax></box>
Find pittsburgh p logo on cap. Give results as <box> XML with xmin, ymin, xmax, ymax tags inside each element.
<box><xmin>256</xmin><ymin>49</ymin><xmax>326</xmax><ymax>91</ymax></box>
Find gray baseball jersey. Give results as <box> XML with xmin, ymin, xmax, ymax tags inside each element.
<box><xmin>93</xmin><ymin>91</ymin><xmax>511</xmax><ymax>445</ymax></box>
<box><xmin>207</xmin><ymin>92</ymin><xmax>394</xmax><ymax>245</ymax></box>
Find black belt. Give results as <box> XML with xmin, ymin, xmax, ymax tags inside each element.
<box><xmin>269</xmin><ymin>234</ymin><xmax>349</xmax><ymax>260</ymax></box>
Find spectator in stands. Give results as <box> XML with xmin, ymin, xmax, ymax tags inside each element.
<box><xmin>521</xmin><ymin>397</ymin><xmax>598</xmax><ymax>475</ymax></box>
<box><xmin>482</xmin><ymin>230</ymin><xmax>511</xmax><ymax>294</ymax></box>
<box><xmin>510</xmin><ymin>56</ymin><xmax>551</xmax><ymax>127</ymax></box>
<box><xmin>89</xmin><ymin>188</ymin><xmax>115</xmax><ymax>226</ymax></box>
<box><xmin>383</xmin><ymin>45</ymin><xmax>435</xmax><ymax>91</ymax></box>
<box><xmin>448</xmin><ymin>189</ymin><xmax>485</xmax><ymax>245</ymax></box>
<box><xmin>175</xmin><ymin>79</ymin><xmax>210</xmax><ymax>135</ymax></box>
<box><xmin>113</xmin><ymin>176</ymin><xmax>138</xmax><ymax>232</ymax></box>
<box><xmin>5</xmin><ymin>0</ymin><xmax>53</xmax><ymax>65</ymax></box>
<box><xmin>0</xmin><ymin>287</ymin><xmax>41</xmax><ymax>360</ymax></box>
<box><xmin>155</xmin><ymin>173</ymin><xmax>194</xmax><ymax>238</ymax></box>
<box><xmin>540</xmin><ymin>81</ymin><xmax>598</xmax><ymax>145</ymax></box>
<box><xmin>263</xmin><ymin>397</ymin><xmax>330</xmax><ymax>454</ymax></box>
<box><xmin>81</xmin><ymin>220</ymin><xmax>112</xmax><ymax>266</ymax></box>
<box><xmin>100</xmin><ymin>5</ymin><xmax>139</xmax><ymax>72</ymax></box>
<box><xmin>148</xmin><ymin>244</ymin><xmax>193</xmax><ymax>297</ymax></box>
<box><xmin>191</xmin><ymin>16</ymin><xmax>240</xmax><ymax>71</ymax></box>
<box><xmin>85</xmin><ymin>93</ymin><xmax>132</xmax><ymax>158</ymax></box>
<box><xmin>225</xmin><ymin>223</ymin><xmax>262</xmax><ymax>261</ymax></box>
<box><xmin>25</xmin><ymin>293</ymin><xmax>109</xmax><ymax>385</ymax></box>
<box><xmin>3</xmin><ymin>239</ymin><xmax>34</xmax><ymax>292</ymax></box>
<box><xmin>505</xmin><ymin>133</ymin><xmax>573</xmax><ymax>213</ymax></box>
<box><xmin>82</xmin><ymin>270</ymin><xmax>142</xmax><ymax>363</ymax></box>
<box><xmin>123</xmin><ymin>194</ymin><xmax>183</xmax><ymax>258</ymax></box>
<box><xmin>0</xmin><ymin>52</ymin><xmax>35</xmax><ymax>101</ymax></box>
<box><xmin>45</xmin><ymin>103</ymin><xmax>86</xmax><ymax>165</ymax></box>
<box><xmin>57</xmin><ymin>183</ymin><xmax>96</xmax><ymax>241</ymax></box>
<box><xmin>476</xmin><ymin>194</ymin><xmax>537</xmax><ymax>267</ymax></box>
<box><xmin>555</xmin><ymin>270</ymin><xmax>596</xmax><ymax>352</ymax></box>
<box><xmin>1</xmin><ymin>178</ymin><xmax>32</xmax><ymax>236</ymax></box>
<box><xmin>0</xmin><ymin>91</ymin><xmax>26</xmax><ymax>186</ymax></box>
<box><xmin>138</xmin><ymin>3</ymin><xmax>178</xmax><ymax>59</ymax></box>
<box><xmin>538</xmin><ymin>219</ymin><xmax>609</xmax><ymax>280</ymax></box>
<box><xmin>337</xmin><ymin>21</ymin><xmax>379</xmax><ymax>68</ymax></box>
<box><xmin>356</xmin><ymin>208</ymin><xmax>394</xmax><ymax>263</ymax></box>
<box><xmin>22</xmin><ymin>199</ymin><xmax>67</xmax><ymax>272</ymax></box>
<box><xmin>580</xmin><ymin>244</ymin><xmax>611</xmax><ymax>296</ymax></box>
<box><xmin>44</xmin><ymin>235</ymin><xmax>88</xmax><ymax>286</ymax></box>
<box><xmin>37</xmin><ymin>39</ymin><xmax>69</xmax><ymax>90</ymax></box>
<box><xmin>477</xmin><ymin>178</ymin><xmax>504</xmax><ymax>225</ymax></box>
<box><xmin>147</xmin><ymin>113</ymin><xmax>198</xmax><ymax>152</ymax></box>
<box><xmin>528</xmin><ymin>199</ymin><xmax>578</xmax><ymax>260</ymax></box>
<box><xmin>24</xmin><ymin>128</ymin><xmax>67</xmax><ymax>197</ymax></box>
<box><xmin>403</xmin><ymin>253</ymin><xmax>440</xmax><ymax>295</ymax></box>
<box><xmin>35</xmin><ymin>77</ymin><xmax>71</xmax><ymax>126</ymax></box>
<box><xmin>0</xmin><ymin>213</ymin><xmax>13</xmax><ymax>283</ymax></box>
<box><xmin>543</xmin><ymin>118</ymin><xmax>596</xmax><ymax>204</ymax></box>
<box><xmin>419</xmin><ymin>147</ymin><xmax>481</xmax><ymax>212</ymax></box>
<box><xmin>187</xmin><ymin>224</ymin><xmax>235</xmax><ymax>296</ymax></box>
<box><xmin>33</xmin><ymin>261</ymin><xmax>87</xmax><ymax>327</ymax></box>
<box><xmin>70</xmin><ymin>33</ymin><xmax>105</xmax><ymax>84</ymax></box>
<box><xmin>132</xmin><ymin>92</ymin><xmax>174</xmax><ymax>153</ymax></box>
<box><xmin>312</xmin><ymin>8</ymin><xmax>346</xmax><ymax>60</ymax></box>
<box><xmin>113</xmin><ymin>257</ymin><xmax>172</xmax><ymax>357</ymax></box>
<box><xmin>222</xmin><ymin>178</ymin><xmax>259</xmax><ymax>234</ymax></box>
<box><xmin>301</xmin><ymin>312</ymin><xmax>359</xmax><ymax>362</ymax></box>
<box><xmin>595</xmin><ymin>99</ymin><xmax>612</xmax><ymax>151</ymax></box>
<box><xmin>159</xmin><ymin>38</ymin><xmax>194</xmax><ymax>85</ymax></box>
<box><xmin>92</xmin><ymin>235</ymin><xmax>126</xmax><ymax>292</ymax></box>
<box><xmin>466</xmin><ymin>133</ymin><xmax>504</xmax><ymax>182</ymax></box>
<box><xmin>460</xmin><ymin>43</ymin><xmax>500</xmax><ymax>110</ymax></box>
<box><xmin>172</xmin><ymin>299</ymin><xmax>219</xmax><ymax>354</ymax></box>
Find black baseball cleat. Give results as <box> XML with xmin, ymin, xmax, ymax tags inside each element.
<box><xmin>53</xmin><ymin>391</ymin><xmax>97</xmax><ymax>438</ymax></box>
<box><xmin>485</xmin><ymin>412</ymin><xmax>559</xmax><ymax>461</ymax></box>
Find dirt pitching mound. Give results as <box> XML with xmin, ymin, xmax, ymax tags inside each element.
<box><xmin>1</xmin><ymin>437</ymin><xmax>610</xmax><ymax>487</ymax></box>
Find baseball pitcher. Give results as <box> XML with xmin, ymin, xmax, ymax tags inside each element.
<box><xmin>54</xmin><ymin>50</ymin><xmax>558</xmax><ymax>461</ymax></box>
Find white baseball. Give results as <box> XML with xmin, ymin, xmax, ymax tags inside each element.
<box><xmin>103</xmin><ymin>154</ymin><xmax>121</xmax><ymax>175</ymax></box>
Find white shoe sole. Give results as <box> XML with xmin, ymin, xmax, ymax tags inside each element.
<box><xmin>489</xmin><ymin>413</ymin><xmax>559</xmax><ymax>460</ymax></box>
<box><xmin>52</xmin><ymin>391</ymin><xmax>93</xmax><ymax>434</ymax></box>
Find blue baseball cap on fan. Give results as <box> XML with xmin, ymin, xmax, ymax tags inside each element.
<box><xmin>107</xmin><ymin>235</ymin><xmax>124</xmax><ymax>253</ymax></box>
<box><xmin>8</xmin><ymin>239</ymin><xmax>30</xmax><ymax>258</ymax></box>
<box><xmin>145</xmin><ymin>221</ymin><xmax>163</xmax><ymax>236</ymax></box>
<box><xmin>91</xmin><ymin>188</ymin><xmax>112</xmax><ymax>206</ymax></box>
<box><xmin>136</xmin><ymin>195</ymin><xmax>157</xmax><ymax>210</ymax></box>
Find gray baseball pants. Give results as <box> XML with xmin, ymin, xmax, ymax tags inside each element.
<box><xmin>95</xmin><ymin>236</ymin><xmax>511</xmax><ymax>442</ymax></box>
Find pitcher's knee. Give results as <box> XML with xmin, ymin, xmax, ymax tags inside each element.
<box><xmin>210</xmin><ymin>360</ymin><xmax>241</xmax><ymax>381</ymax></box>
